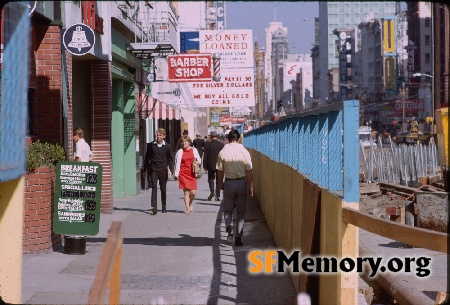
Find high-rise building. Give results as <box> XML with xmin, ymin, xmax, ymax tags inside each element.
<box><xmin>317</xmin><ymin>2</ymin><xmax>397</xmax><ymax>102</ymax></box>
<box><xmin>264</xmin><ymin>22</ymin><xmax>288</xmax><ymax>115</ymax></box>
<box><xmin>407</xmin><ymin>2</ymin><xmax>433</xmax><ymax>117</ymax></box>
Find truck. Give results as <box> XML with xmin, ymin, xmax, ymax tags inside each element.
<box><xmin>395</xmin><ymin>118</ymin><xmax>433</xmax><ymax>144</ymax></box>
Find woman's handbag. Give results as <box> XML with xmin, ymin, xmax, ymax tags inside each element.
<box><xmin>192</xmin><ymin>158</ymin><xmax>202</xmax><ymax>178</ymax></box>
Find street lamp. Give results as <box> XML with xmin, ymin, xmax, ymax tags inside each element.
<box><xmin>412</xmin><ymin>72</ymin><xmax>433</xmax><ymax>79</ymax></box>
<box><xmin>412</xmin><ymin>72</ymin><xmax>434</xmax><ymax>122</ymax></box>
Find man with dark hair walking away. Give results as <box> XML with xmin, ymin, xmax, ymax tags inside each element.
<box><xmin>203</xmin><ymin>130</ymin><xmax>224</xmax><ymax>201</ymax></box>
<box><xmin>143</xmin><ymin>128</ymin><xmax>174</xmax><ymax>215</ymax></box>
<box><xmin>192</xmin><ymin>133</ymin><xmax>205</xmax><ymax>165</ymax></box>
<box><xmin>217</xmin><ymin>129</ymin><xmax>253</xmax><ymax>246</ymax></box>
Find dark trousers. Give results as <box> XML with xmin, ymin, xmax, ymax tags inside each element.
<box><xmin>207</xmin><ymin>169</ymin><xmax>220</xmax><ymax>198</ymax></box>
<box><xmin>150</xmin><ymin>168</ymin><xmax>168</xmax><ymax>209</ymax></box>
<box><xmin>223</xmin><ymin>179</ymin><xmax>247</xmax><ymax>237</ymax></box>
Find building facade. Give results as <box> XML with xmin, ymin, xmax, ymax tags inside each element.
<box><xmin>284</xmin><ymin>54</ymin><xmax>313</xmax><ymax>112</ymax></box>
<box><xmin>318</xmin><ymin>1</ymin><xmax>397</xmax><ymax>103</ymax></box>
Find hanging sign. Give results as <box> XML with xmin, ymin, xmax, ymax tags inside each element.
<box><xmin>167</xmin><ymin>54</ymin><xmax>212</xmax><ymax>82</ymax></box>
<box><xmin>53</xmin><ymin>161</ymin><xmax>103</xmax><ymax>236</ymax></box>
<box><xmin>63</xmin><ymin>23</ymin><xmax>95</xmax><ymax>56</ymax></box>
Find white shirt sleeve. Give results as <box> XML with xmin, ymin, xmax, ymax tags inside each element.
<box><xmin>174</xmin><ymin>149</ymin><xmax>183</xmax><ymax>178</ymax></box>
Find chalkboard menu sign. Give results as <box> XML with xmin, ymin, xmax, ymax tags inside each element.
<box><xmin>53</xmin><ymin>161</ymin><xmax>103</xmax><ymax>235</ymax></box>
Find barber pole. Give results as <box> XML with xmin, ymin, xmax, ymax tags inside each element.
<box><xmin>212</xmin><ymin>53</ymin><xmax>221</xmax><ymax>82</ymax></box>
<box><xmin>139</xmin><ymin>93</ymin><xmax>152</xmax><ymax>119</ymax></box>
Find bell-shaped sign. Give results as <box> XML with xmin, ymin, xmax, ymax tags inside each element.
<box><xmin>63</xmin><ymin>23</ymin><xmax>95</xmax><ymax>56</ymax></box>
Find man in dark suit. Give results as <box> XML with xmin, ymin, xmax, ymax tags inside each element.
<box><xmin>192</xmin><ymin>133</ymin><xmax>205</xmax><ymax>165</ymax></box>
<box><xmin>203</xmin><ymin>130</ymin><xmax>224</xmax><ymax>201</ymax></box>
<box><xmin>143</xmin><ymin>128</ymin><xmax>174</xmax><ymax>215</ymax></box>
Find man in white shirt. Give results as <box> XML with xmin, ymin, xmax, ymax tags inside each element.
<box><xmin>217</xmin><ymin>129</ymin><xmax>253</xmax><ymax>246</ymax></box>
<box><xmin>73</xmin><ymin>128</ymin><xmax>94</xmax><ymax>162</ymax></box>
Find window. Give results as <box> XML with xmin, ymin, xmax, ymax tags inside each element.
<box><xmin>425</xmin><ymin>17</ymin><xmax>430</xmax><ymax>27</ymax></box>
<box><xmin>425</xmin><ymin>53</ymin><xmax>430</xmax><ymax>64</ymax></box>
<box><xmin>425</xmin><ymin>35</ymin><xmax>430</xmax><ymax>46</ymax></box>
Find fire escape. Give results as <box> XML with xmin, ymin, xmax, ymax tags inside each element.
<box><xmin>112</xmin><ymin>1</ymin><xmax>177</xmax><ymax>66</ymax></box>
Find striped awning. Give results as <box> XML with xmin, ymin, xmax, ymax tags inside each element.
<box><xmin>139</xmin><ymin>94</ymin><xmax>181</xmax><ymax>120</ymax></box>
<box><xmin>138</xmin><ymin>93</ymin><xmax>153</xmax><ymax>119</ymax></box>
<box><xmin>139</xmin><ymin>92</ymin><xmax>181</xmax><ymax>120</ymax></box>
<box><xmin>152</xmin><ymin>101</ymin><xmax>180</xmax><ymax>120</ymax></box>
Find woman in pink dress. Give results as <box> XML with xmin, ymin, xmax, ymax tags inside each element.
<box><xmin>174</xmin><ymin>135</ymin><xmax>202</xmax><ymax>214</ymax></box>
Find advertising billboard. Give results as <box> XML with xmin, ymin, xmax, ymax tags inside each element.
<box><xmin>179</xmin><ymin>29</ymin><xmax>255</xmax><ymax>107</ymax></box>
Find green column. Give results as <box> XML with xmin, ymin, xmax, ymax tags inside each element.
<box><xmin>112</xmin><ymin>79</ymin><xmax>125</xmax><ymax>198</ymax></box>
<box><xmin>123</xmin><ymin>82</ymin><xmax>138</xmax><ymax>196</ymax></box>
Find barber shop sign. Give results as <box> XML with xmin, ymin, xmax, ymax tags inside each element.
<box><xmin>63</xmin><ymin>23</ymin><xmax>95</xmax><ymax>56</ymax></box>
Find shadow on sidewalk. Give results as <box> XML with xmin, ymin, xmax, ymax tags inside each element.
<box><xmin>206</xmin><ymin>197</ymin><xmax>297</xmax><ymax>305</ymax></box>
<box><xmin>87</xmin><ymin>234</ymin><xmax>215</xmax><ymax>247</ymax></box>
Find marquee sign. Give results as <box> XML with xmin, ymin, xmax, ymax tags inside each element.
<box><xmin>383</xmin><ymin>17</ymin><xmax>397</xmax><ymax>94</ymax></box>
<box><xmin>394</xmin><ymin>99</ymin><xmax>424</xmax><ymax>116</ymax></box>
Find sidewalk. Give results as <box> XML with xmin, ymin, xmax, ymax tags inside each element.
<box><xmin>22</xmin><ymin>176</ymin><xmax>298</xmax><ymax>304</ymax></box>
<box><xmin>21</xmin><ymin>176</ymin><xmax>446</xmax><ymax>304</ymax></box>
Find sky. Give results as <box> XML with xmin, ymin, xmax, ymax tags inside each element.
<box><xmin>226</xmin><ymin>1</ymin><xmax>319</xmax><ymax>55</ymax></box>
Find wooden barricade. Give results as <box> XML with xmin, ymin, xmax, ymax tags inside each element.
<box><xmin>342</xmin><ymin>207</ymin><xmax>447</xmax><ymax>253</ymax></box>
<box><xmin>88</xmin><ymin>222</ymin><xmax>123</xmax><ymax>305</ymax></box>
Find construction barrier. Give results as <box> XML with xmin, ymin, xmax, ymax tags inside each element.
<box><xmin>244</xmin><ymin>100</ymin><xmax>360</xmax><ymax>305</ymax></box>
<box><xmin>244</xmin><ymin>100</ymin><xmax>448</xmax><ymax>304</ymax></box>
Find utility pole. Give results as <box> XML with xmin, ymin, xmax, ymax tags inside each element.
<box><xmin>254</xmin><ymin>40</ymin><xmax>265</xmax><ymax>122</ymax></box>
<box><xmin>400</xmin><ymin>82</ymin><xmax>408</xmax><ymax>122</ymax></box>
<box><xmin>433</xmin><ymin>3</ymin><xmax>441</xmax><ymax>112</ymax></box>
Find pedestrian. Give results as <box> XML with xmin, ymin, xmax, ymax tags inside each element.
<box><xmin>143</xmin><ymin>128</ymin><xmax>174</xmax><ymax>215</ymax></box>
<box><xmin>192</xmin><ymin>133</ymin><xmax>205</xmax><ymax>164</ymax></box>
<box><xmin>203</xmin><ymin>130</ymin><xmax>224</xmax><ymax>201</ymax></box>
<box><xmin>217</xmin><ymin>129</ymin><xmax>253</xmax><ymax>246</ymax></box>
<box><xmin>73</xmin><ymin>128</ymin><xmax>94</xmax><ymax>162</ymax></box>
<box><xmin>174</xmin><ymin>135</ymin><xmax>202</xmax><ymax>215</ymax></box>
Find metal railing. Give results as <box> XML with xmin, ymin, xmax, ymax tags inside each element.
<box><xmin>360</xmin><ymin>136</ymin><xmax>440</xmax><ymax>184</ymax></box>
<box><xmin>113</xmin><ymin>1</ymin><xmax>177</xmax><ymax>46</ymax></box>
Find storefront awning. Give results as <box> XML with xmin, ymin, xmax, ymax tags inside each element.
<box><xmin>139</xmin><ymin>93</ymin><xmax>180</xmax><ymax>120</ymax></box>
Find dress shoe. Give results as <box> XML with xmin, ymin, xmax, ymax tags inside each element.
<box><xmin>235</xmin><ymin>237</ymin><xmax>243</xmax><ymax>247</ymax></box>
<box><xmin>162</xmin><ymin>209</ymin><xmax>167</xmax><ymax>213</ymax></box>
<box><xmin>208</xmin><ymin>192</ymin><xmax>215</xmax><ymax>201</ymax></box>
<box><xmin>226</xmin><ymin>225</ymin><xmax>234</xmax><ymax>245</ymax></box>
<box><xmin>151</xmin><ymin>208</ymin><xmax>157</xmax><ymax>215</ymax></box>
<box><xmin>215</xmin><ymin>197</ymin><xmax>220</xmax><ymax>202</ymax></box>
